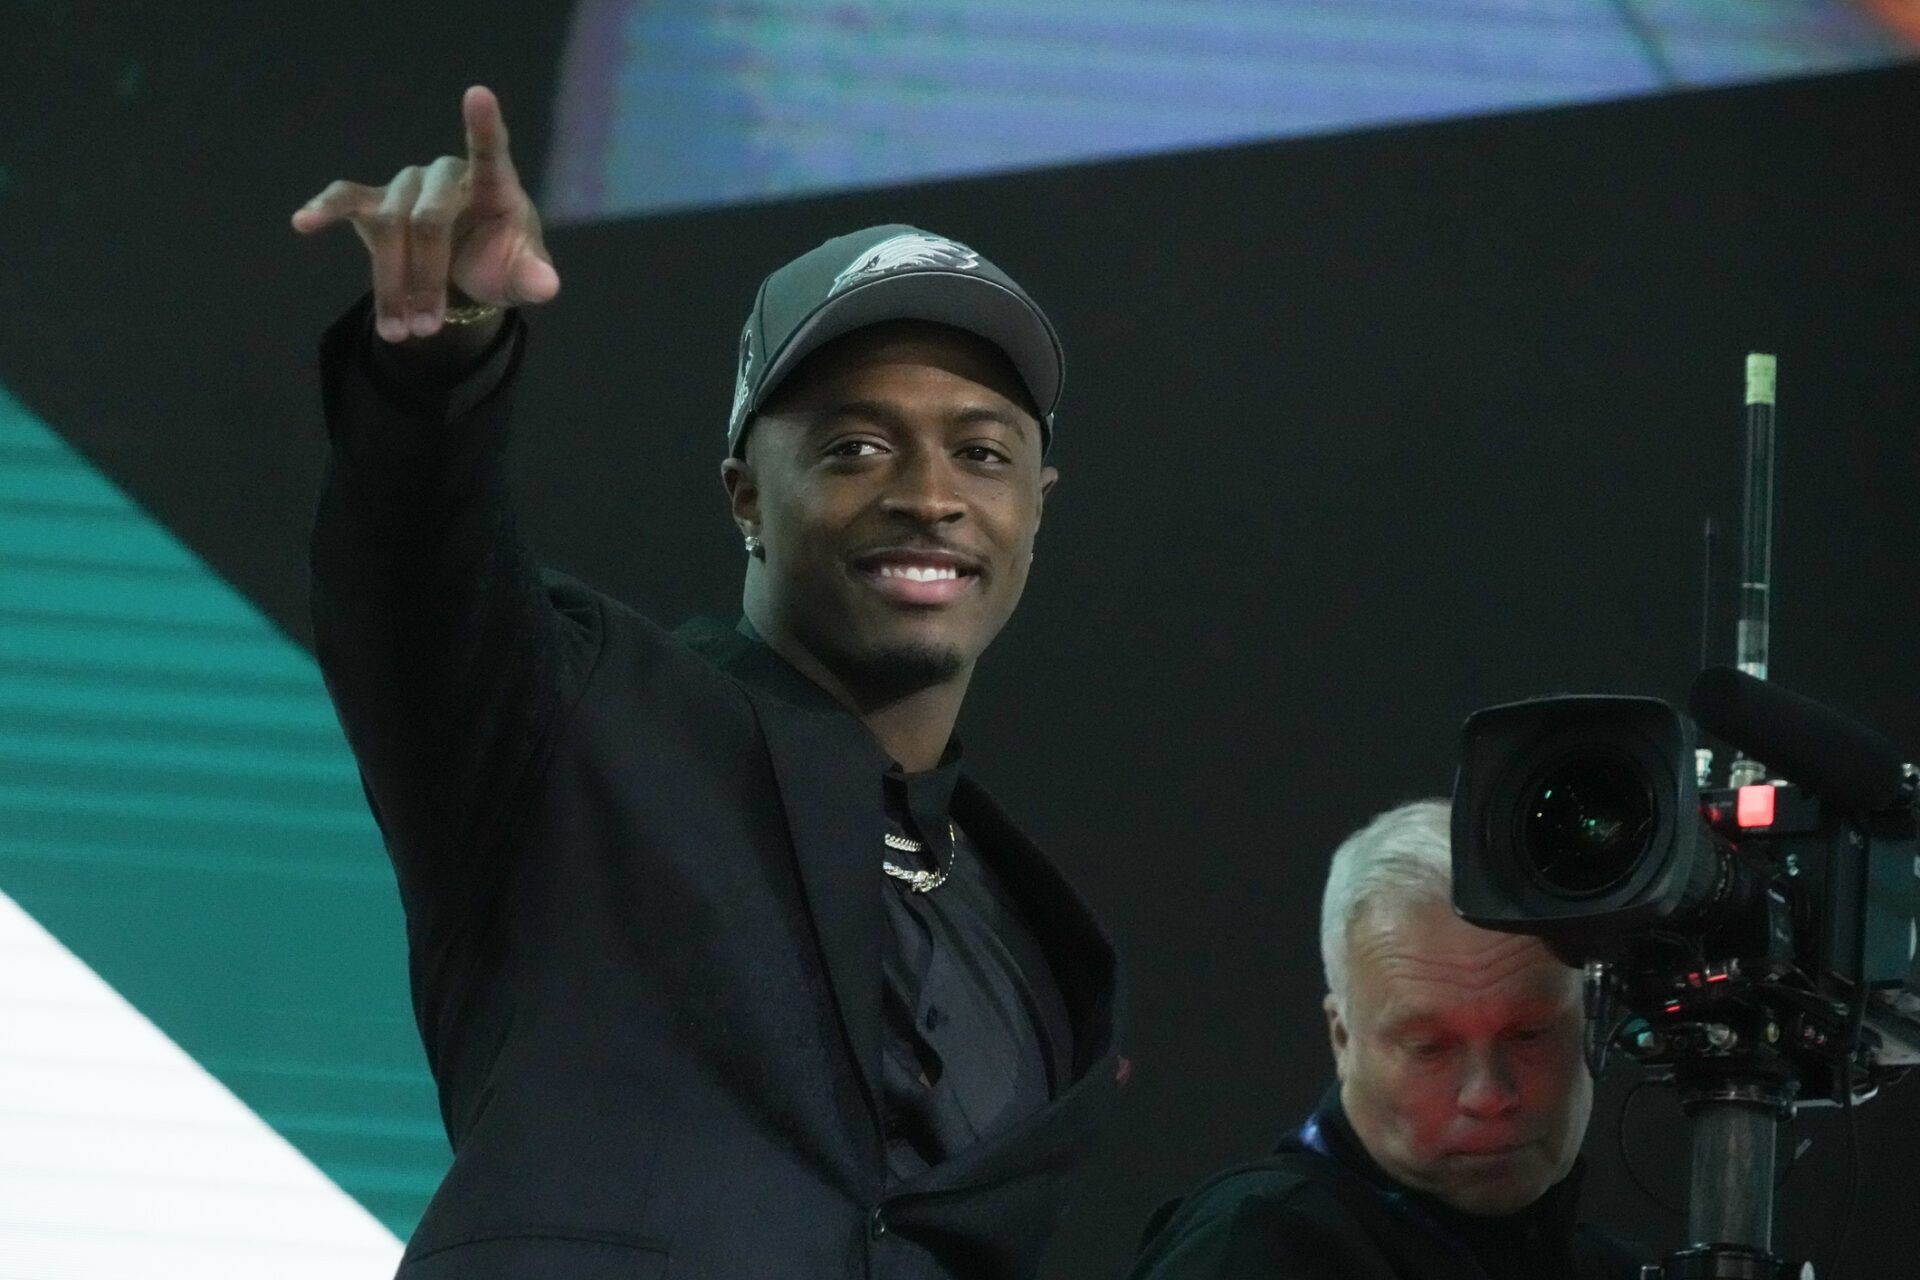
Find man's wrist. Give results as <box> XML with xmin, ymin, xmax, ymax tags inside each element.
<box><xmin>368</xmin><ymin>297</ymin><xmax>510</xmax><ymax>380</ymax></box>
<box><xmin>356</xmin><ymin>293</ymin><xmax>519</xmax><ymax>421</ymax></box>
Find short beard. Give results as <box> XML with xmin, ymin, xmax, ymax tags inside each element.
<box><xmin>840</xmin><ymin>637</ymin><xmax>967</xmax><ymax>703</ymax></box>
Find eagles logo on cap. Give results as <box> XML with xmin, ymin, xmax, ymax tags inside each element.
<box><xmin>727</xmin><ymin>223</ymin><xmax>1064</xmax><ymax>459</ymax></box>
<box><xmin>728</xmin><ymin>318</ymin><xmax>755</xmax><ymax>431</ymax></box>
<box><xmin>830</xmin><ymin>233</ymin><xmax>981</xmax><ymax>296</ymax></box>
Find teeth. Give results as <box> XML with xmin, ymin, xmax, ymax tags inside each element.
<box><xmin>877</xmin><ymin>564</ymin><xmax>960</xmax><ymax>582</ymax></box>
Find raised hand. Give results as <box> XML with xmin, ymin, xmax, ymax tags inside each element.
<box><xmin>291</xmin><ymin>85</ymin><xmax>559</xmax><ymax>343</ymax></box>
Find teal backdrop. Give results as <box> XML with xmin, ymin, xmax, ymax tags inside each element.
<box><xmin>0</xmin><ymin>385</ymin><xmax>443</xmax><ymax>1236</ymax></box>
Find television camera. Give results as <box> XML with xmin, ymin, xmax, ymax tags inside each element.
<box><xmin>1450</xmin><ymin>357</ymin><xmax>1919</xmax><ymax>1280</ymax></box>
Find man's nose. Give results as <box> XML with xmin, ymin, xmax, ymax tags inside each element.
<box><xmin>881</xmin><ymin>447</ymin><xmax>965</xmax><ymax>523</ymax></box>
<box><xmin>1456</xmin><ymin>1048</ymin><xmax>1521</xmax><ymax>1118</ymax></box>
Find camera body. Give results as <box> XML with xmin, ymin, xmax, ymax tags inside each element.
<box><xmin>1452</xmin><ymin>693</ymin><xmax>1920</xmax><ymax>1101</ymax></box>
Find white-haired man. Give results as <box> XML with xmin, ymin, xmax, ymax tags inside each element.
<box><xmin>1126</xmin><ymin>799</ymin><xmax>1642</xmax><ymax>1280</ymax></box>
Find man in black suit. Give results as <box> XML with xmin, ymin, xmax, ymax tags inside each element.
<box><xmin>294</xmin><ymin>86</ymin><xmax>1124</xmax><ymax>1280</ymax></box>
<box><xmin>1126</xmin><ymin>801</ymin><xmax>1640</xmax><ymax>1280</ymax></box>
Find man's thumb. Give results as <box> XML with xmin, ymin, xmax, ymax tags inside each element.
<box><xmin>511</xmin><ymin>254</ymin><xmax>561</xmax><ymax>305</ymax></box>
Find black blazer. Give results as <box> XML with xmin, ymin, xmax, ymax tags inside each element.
<box><xmin>309</xmin><ymin>301</ymin><xmax>1126</xmax><ymax>1280</ymax></box>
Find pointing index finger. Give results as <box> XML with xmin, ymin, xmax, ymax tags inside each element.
<box><xmin>463</xmin><ymin>84</ymin><xmax>518</xmax><ymax>192</ymax></box>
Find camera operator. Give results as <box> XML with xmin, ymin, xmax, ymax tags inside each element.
<box><xmin>1126</xmin><ymin>800</ymin><xmax>1644</xmax><ymax>1280</ymax></box>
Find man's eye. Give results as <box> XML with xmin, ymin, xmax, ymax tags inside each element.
<box><xmin>1406</xmin><ymin>1042</ymin><xmax>1449</xmax><ymax>1061</ymax></box>
<box><xmin>825</xmin><ymin>439</ymin><xmax>884</xmax><ymax>458</ymax></box>
<box><xmin>959</xmin><ymin>445</ymin><xmax>1009</xmax><ymax>463</ymax></box>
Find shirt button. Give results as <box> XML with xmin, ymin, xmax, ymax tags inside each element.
<box><xmin>868</xmin><ymin>1205</ymin><xmax>889</xmax><ymax>1240</ymax></box>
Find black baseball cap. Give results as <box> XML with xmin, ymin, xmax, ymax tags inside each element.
<box><xmin>726</xmin><ymin>224</ymin><xmax>1063</xmax><ymax>457</ymax></box>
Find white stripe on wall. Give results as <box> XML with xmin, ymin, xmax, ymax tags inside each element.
<box><xmin>0</xmin><ymin>891</ymin><xmax>404</xmax><ymax>1280</ymax></box>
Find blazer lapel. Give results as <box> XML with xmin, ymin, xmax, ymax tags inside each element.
<box><xmin>754</xmin><ymin>697</ymin><xmax>889</xmax><ymax>1138</ymax></box>
<box><xmin>681</xmin><ymin>618</ymin><xmax>892</xmax><ymax>1144</ymax></box>
<box><xmin>952</xmin><ymin>778</ymin><xmax>1123</xmax><ymax>1082</ymax></box>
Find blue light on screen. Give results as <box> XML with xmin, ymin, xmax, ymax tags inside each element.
<box><xmin>542</xmin><ymin>0</ymin><xmax>1913</xmax><ymax>221</ymax></box>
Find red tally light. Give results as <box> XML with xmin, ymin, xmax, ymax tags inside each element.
<box><xmin>1737</xmin><ymin>784</ymin><xmax>1776</xmax><ymax>829</ymax></box>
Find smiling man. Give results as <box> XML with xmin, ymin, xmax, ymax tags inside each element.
<box><xmin>1125</xmin><ymin>801</ymin><xmax>1640</xmax><ymax>1280</ymax></box>
<box><xmin>296</xmin><ymin>88</ymin><xmax>1123</xmax><ymax>1280</ymax></box>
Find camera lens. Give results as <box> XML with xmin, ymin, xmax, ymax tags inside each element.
<box><xmin>1518</xmin><ymin>749</ymin><xmax>1656</xmax><ymax>896</ymax></box>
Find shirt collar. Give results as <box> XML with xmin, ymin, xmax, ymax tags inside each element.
<box><xmin>726</xmin><ymin>614</ymin><xmax>847</xmax><ymax>715</ymax></box>
<box><xmin>691</xmin><ymin>616</ymin><xmax>962</xmax><ymax>787</ymax></box>
<box><xmin>889</xmin><ymin>740</ymin><xmax>964</xmax><ymax>815</ymax></box>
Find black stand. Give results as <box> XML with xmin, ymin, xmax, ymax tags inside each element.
<box><xmin>1643</xmin><ymin>1073</ymin><xmax>1798</xmax><ymax>1280</ymax></box>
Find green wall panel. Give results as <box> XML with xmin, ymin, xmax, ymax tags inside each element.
<box><xmin>0</xmin><ymin>385</ymin><xmax>445</xmax><ymax>1237</ymax></box>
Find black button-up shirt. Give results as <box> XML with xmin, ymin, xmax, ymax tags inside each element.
<box><xmin>721</xmin><ymin>618</ymin><xmax>1075</xmax><ymax>1185</ymax></box>
<box><xmin>879</xmin><ymin>748</ymin><xmax>1074</xmax><ymax>1183</ymax></box>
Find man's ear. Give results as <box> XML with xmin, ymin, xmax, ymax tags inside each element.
<box><xmin>1324</xmin><ymin>993</ymin><xmax>1351</xmax><ymax>1082</ymax></box>
<box><xmin>720</xmin><ymin>455</ymin><xmax>759</xmax><ymax>538</ymax></box>
<box><xmin>1029</xmin><ymin>465</ymin><xmax>1058</xmax><ymax>550</ymax></box>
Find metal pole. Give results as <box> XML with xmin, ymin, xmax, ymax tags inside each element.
<box><xmin>1730</xmin><ymin>353</ymin><xmax>1777</xmax><ymax>789</ymax></box>
<box><xmin>1687</xmin><ymin>1100</ymin><xmax>1778</xmax><ymax>1250</ymax></box>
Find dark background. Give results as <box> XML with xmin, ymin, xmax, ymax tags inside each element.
<box><xmin>5</xmin><ymin>4</ymin><xmax>1917</xmax><ymax>1274</ymax></box>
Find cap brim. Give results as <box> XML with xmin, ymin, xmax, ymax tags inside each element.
<box><xmin>748</xmin><ymin>271</ymin><xmax>1061</xmax><ymax>448</ymax></box>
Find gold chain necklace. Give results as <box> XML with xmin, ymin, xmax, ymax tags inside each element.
<box><xmin>882</xmin><ymin>821</ymin><xmax>957</xmax><ymax>893</ymax></box>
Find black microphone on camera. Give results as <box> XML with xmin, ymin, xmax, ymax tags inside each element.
<box><xmin>1687</xmin><ymin>665</ymin><xmax>1909</xmax><ymax>813</ymax></box>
